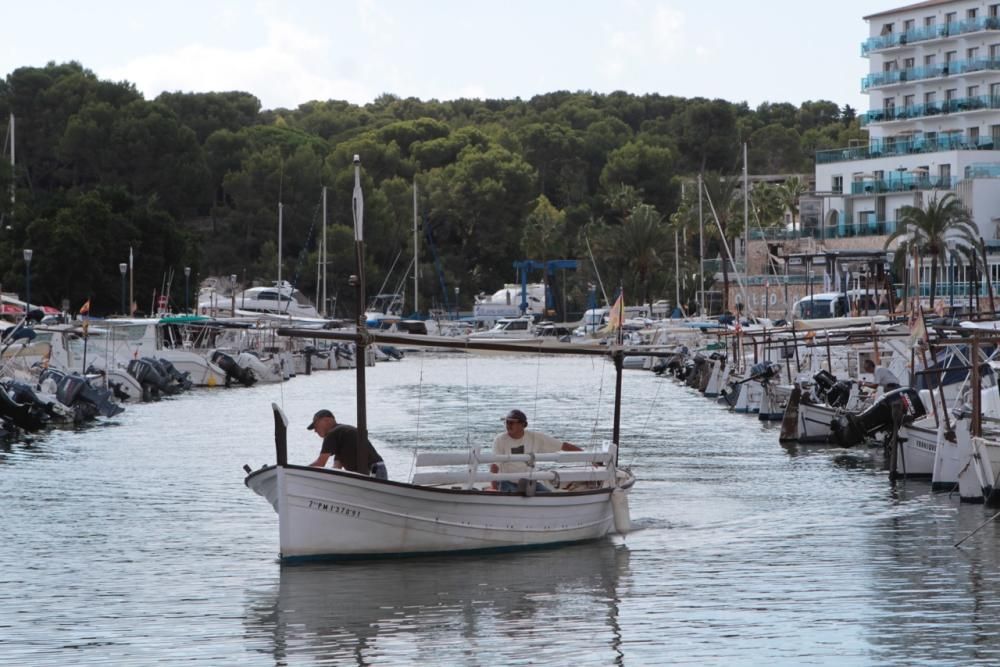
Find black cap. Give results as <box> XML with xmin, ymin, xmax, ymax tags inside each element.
<box><xmin>306</xmin><ymin>409</ymin><xmax>334</xmax><ymax>430</ymax></box>
<box><xmin>503</xmin><ymin>409</ymin><xmax>527</xmax><ymax>424</ymax></box>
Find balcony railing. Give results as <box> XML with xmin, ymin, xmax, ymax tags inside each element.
<box><xmin>747</xmin><ymin>220</ymin><xmax>898</xmax><ymax>241</ymax></box>
<box><xmin>849</xmin><ymin>175</ymin><xmax>957</xmax><ymax>194</ymax></box>
<box><xmin>816</xmin><ymin>132</ymin><xmax>997</xmax><ymax>164</ymax></box>
<box><xmin>861</xmin><ymin>94</ymin><xmax>1000</xmax><ymax>126</ymax></box>
<box><xmin>966</xmin><ymin>162</ymin><xmax>1000</xmax><ymax>177</ymax></box>
<box><xmin>861</xmin><ymin>16</ymin><xmax>1000</xmax><ymax>55</ymax></box>
<box><xmin>861</xmin><ymin>58</ymin><xmax>1000</xmax><ymax>91</ymax></box>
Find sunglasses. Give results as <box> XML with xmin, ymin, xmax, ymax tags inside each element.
<box><xmin>505</xmin><ymin>419</ymin><xmax>524</xmax><ymax>425</ymax></box>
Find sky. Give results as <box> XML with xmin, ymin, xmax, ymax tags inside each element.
<box><xmin>3</xmin><ymin>0</ymin><xmax>901</xmax><ymax>114</ymax></box>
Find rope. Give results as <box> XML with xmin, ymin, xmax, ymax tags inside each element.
<box><xmin>407</xmin><ymin>351</ymin><xmax>426</xmax><ymax>483</ymax></box>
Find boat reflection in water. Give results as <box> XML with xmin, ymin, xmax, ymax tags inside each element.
<box><xmin>246</xmin><ymin>541</ymin><xmax>630</xmax><ymax>665</ymax></box>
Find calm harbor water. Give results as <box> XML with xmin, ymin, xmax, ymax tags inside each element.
<box><xmin>3</xmin><ymin>353</ymin><xmax>1000</xmax><ymax>665</ymax></box>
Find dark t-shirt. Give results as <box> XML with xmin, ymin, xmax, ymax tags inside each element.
<box><xmin>320</xmin><ymin>424</ymin><xmax>383</xmax><ymax>473</ymax></box>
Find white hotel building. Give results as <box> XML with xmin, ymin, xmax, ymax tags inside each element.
<box><xmin>804</xmin><ymin>0</ymin><xmax>1000</xmax><ymax>299</ymax></box>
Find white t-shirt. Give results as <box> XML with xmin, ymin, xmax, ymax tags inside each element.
<box><xmin>492</xmin><ymin>430</ymin><xmax>564</xmax><ymax>474</ymax></box>
<box><xmin>874</xmin><ymin>366</ymin><xmax>900</xmax><ymax>388</ymax></box>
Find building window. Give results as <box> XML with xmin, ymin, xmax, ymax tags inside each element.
<box><xmin>946</xmin><ymin>50</ymin><xmax>958</xmax><ymax>63</ymax></box>
<box><xmin>990</xmin><ymin>4</ymin><xmax>999</xmax><ymax>18</ymax></box>
<box><xmin>925</xmin><ymin>53</ymin><xmax>937</xmax><ymax>66</ymax></box>
<box><xmin>969</xmin><ymin>85</ymin><xmax>981</xmax><ymax>97</ymax></box>
<box><xmin>969</xmin><ymin>8</ymin><xmax>979</xmax><ymax>20</ymax></box>
<box><xmin>939</xmin><ymin>164</ymin><xmax>951</xmax><ymax>185</ymax></box>
<box><xmin>884</xmin><ymin>97</ymin><xmax>896</xmax><ymax>115</ymax></box>
<box><xmin>946</xmin><ymin>11</ymin><xmax>957</xmax><ymax>24</ymax></box>
<box><xmin>904</xmin><ymin>19</ymin><xmax>915</xmax><ymax>31</ymax></box>
<box><xmin>832</xmin><ymin>176</ymin><xmax>843</xmax><ymax>194</ymax></box>
<box><xmin>968</xmin><ymin>47</ymin><xmax>980</xmax><ymax>60</ymax></box>
<box><xmin>946</xmin><ymin>88</ymin><xmax>958</xmax><ymax>101</ymax></box>
<box><xmin>991</xmin><ymin>44</ymin><xmax>1000</xmax><ymax>59</ymax></box>
<box><xmin>970</xmin><ymin>127</ymin><xmax>980</xmax><ymax>145</ymax></box>
<box><xmin>925</xmin><ymin>91</ymin><xmax>937</xmax><ymax>108</ymax></box>
<box><xmin>992</xmin><ymin>83</ymin><xmax>1000</xmax><ymax>101</ymax></box>
<box><xmin>993</xmin><ymin>124</ymin><xmax>1000</xmax><ymax>143</ymax></box>
<box><xmin>925</xmin><ymin>15</ymin><xmax>936</xmax><ymax>27</ymax></box>
<box><xmin>881</xmin><ymin>22</ymin><xmax>894</xmax><ymax>34</ymax></box>
<box><xmin>904</xmin><ymin>57</ymin><xmax>915</xmax><ymax>68</ymax></box>
<box><xmin>904</xmin><ymin>94</ymin><xmax>915</xmax><ymax>108</ymax></box>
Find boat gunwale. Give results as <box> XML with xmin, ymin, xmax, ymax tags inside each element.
<box><xmin>245</xmin><ymin>463</ymin><xmax>633</xmax><ymax>498</ymax></box>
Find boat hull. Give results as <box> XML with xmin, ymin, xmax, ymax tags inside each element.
<box><xmin>246</xmin><ymin>465</ymin><xmax>624</xmax><ymax>560</ymax></box>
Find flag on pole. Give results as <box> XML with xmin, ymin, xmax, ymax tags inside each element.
<box><xmin>352</xmin><ymin>155</ymin><xmax>364</xmax><ymax>242</ymax></box>
<box><xmin>80</xmin><ymin>298</ymin><xmax>91</xmax><ymax>336</ymax></box>
<box><xmin>605</xmin><ymin>291</ymin><xmax>624</xmax><ymax>332</ymax></box>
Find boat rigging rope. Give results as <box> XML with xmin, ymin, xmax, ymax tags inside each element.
<box><xmin>587</xmin><ymin>355</ymin><xmax>607</xmax><ymax>449</ymax></box>
<box><xmin>407</xmin><ymin>351</ymin><xmax>426</xmax><ymax>483</ymax></box>
<box><xmin>629</xmin><ymin>372</ymin><xmax>667</xmax><ymax>468</ymax></box>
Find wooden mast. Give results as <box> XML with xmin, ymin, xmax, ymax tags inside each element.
<box><xmin>352</xmin><ymin>155</ymin><xmax>369</xmax><ymax>473</ymax></box>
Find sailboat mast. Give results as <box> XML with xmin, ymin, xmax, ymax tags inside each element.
<box><xmin>9</xmin><ymin>114</ymin><xmax>14</xmax><ymax>212</ymax></box>
<box><xmin>698</xmin><ymin>173</ymin><xmax>704</xmax><ymax>316</ymax></box>
<box><xmin>413</xmin><ymin>177</ymin><xmax>419</xmax><ymax>315</ymax></box>
<box><xmin>742</xmin><ymin>143</ymin><xmax>749</xmax><ymax>314</ymax></box>
<box><xmin>352</xmin><ymin>155</ymin><xmax>369</xmax><ymax>472</ymax></box>
<box><xmin>322</xmin><ymin>186</ymin><xmax>328</xmax><ymax>317</ymax></box>
<box><xmin>277</xmin><ymin>202</ymin><xmax>283</xmax><ymax>290</ymax></box>
<box><xmin>674</xmin><ymin>229</ymin><xmax>680</xmax><ymax>315</ymax></box>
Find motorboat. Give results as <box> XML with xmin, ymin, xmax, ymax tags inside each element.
<box><xmin>467</xmin><ymin>316</ymin><xmax>538</xmax><ymax>340</ymax></box>
<box><xmin>199</xmin><ymin>281</ymin><xmax>320</xmax><ymax>319</ymax></box>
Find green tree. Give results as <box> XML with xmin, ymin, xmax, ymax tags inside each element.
<box><xmin>520</xmin><ymin>195</ymin><xmax>568</xmax><ymax>259</ymax></box>
<box><xmin>884</xmin><ymin>193</ymin><xmax>978</xmax><ymax>308</ymax></box>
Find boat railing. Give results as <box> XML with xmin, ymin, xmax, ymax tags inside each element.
<box><xmin>411</xmin><ymin>446</ymin><xmax>619</xmax><ymax>489</ymax></box>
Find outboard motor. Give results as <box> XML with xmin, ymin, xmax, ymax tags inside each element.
<box><xmin>0</xmin><ymin>382</ymin><xmax>48</xmax><ymax>431</ymax></box>
<box><xmin>830</xmin><ymin>387</ymin><xmax>926</xmax><ymax>447</ymax></box>
<box><xmin>210</xmin><ymin>350</ymin><xmax>256</xmax><ymax>387</ymax></box>
<box><xmin>142</xmin><ymin>358</ymin><xmax>183</xmax><ymax>395</ymax></box>
<box><xmin>128</xmin><ymin>358</ymin><xmax>170</xmax><ymax>400</ymax></box>
<box><xmin>812</xmin><ymin>370</ymin><xmax>852</xmax><ymax>408</ymax></box>
<box><xmin>56</xmin><ymin>373</ymin><xmax>125</xmax><ymax>420</ymax></box>
<box><xmin>748</xmin><ymin>361</ymin><xmax>781</xmax><ymax>385</ymax></box>
<box><xmin>153</xmin><ymin>358</ymin><xmax>193</xmax><ymax>391</ymax></box>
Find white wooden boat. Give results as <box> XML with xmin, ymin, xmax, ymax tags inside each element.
<box><xmin>246</xmin><ymin>420</ymin><xmax>633</xmax><ymax>560</ymax></box>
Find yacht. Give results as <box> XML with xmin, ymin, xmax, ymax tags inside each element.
<box><xmin>199</xmin><ymin>281</ymin><xmax>319</xmax><ymax>319</ymax></box>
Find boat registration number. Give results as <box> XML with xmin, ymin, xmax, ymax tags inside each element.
<box><xmin>307</xmin><ymin>499</ymin><xmax>361</xmax><ymax>518</ymax></box>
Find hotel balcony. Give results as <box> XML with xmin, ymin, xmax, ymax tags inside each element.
<box><xmin>861</xmin><ymin>58</ymin><xmax>1000</xmax><ymax>91</ymax></box>
<box><xmin>861</xmin><ymin>95</ymin><xmax>1000</xmax><ymax>126</ymax></box>
<box><xmin>849</xmin><ymin>174</ymin><xmax>957</xmax><ymax>194</ymax></box>
<box><xmin>749</xmin><ymin>220</ymin><xmax>898</xmax><ymax>241</ymax></box>
<box><xmin>816</xmin><ymin>132</ymin><xmax>996</xmax><ymax>164</ymax></box>
<box><xmin>861</xmin><ymin>16</ymin><xmax>1000</xmax><ymax>56</ymax></box>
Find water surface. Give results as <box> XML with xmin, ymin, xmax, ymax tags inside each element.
<box><xmin>2</xmin><ymin>354</ymin><xmax>1000</xmax><ymax>665</ymax></box>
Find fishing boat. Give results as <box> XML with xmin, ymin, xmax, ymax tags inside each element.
<box><xmin>245</xmin><ymin>334</ymin><xmax>636</xmax><ymax>561</ymax></box>
<box><xmin>244</xmin><ymin>156</ymin><xmax>636</xmax><ymax>561</ymax></box>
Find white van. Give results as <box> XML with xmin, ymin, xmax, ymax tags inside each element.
<box><xmin>793</xmin><ymin>290</ymin><xmax>892</xmax><ymax>320</ymax></box>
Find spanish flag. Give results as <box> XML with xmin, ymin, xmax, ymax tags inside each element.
<box><xmin>79</xmin><ymin>299</ymin><xmax>91</xmax><ymax>315</ymax></box>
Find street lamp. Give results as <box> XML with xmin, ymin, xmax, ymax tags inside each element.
<box><xmin>119</xmin><ymin>263</ymin><xmax>128</xmax><ymax>315</ymax></box>
<box><xmin>23</xmin><ymin>248</ymin><xmax>32</xmax><ymax>313</ymax></box>
<box><xmin>184</xmin><ymin>266</ymin><xmax>191</xmax><ymax>314</ymax></box>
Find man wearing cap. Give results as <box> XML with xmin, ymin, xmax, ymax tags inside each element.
<box><xmin>490</xmin><ymin>409</ymin><xmax>580</xmax><ymax>492</ymax></box>
<box><xmin>307</xmin><ymin>409</ymin><xmax>388</xmax><ymax>480</ymax></box>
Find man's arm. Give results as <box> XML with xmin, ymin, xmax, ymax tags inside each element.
<box><xmin>309</xmin><ymin>452</ymin><xmax>331</xmax><ymax>467</ymax></box>
<box><xmin>560</xmin><ymin>441</ymin><xmax>581</xmax><ymax>451</ymax></box>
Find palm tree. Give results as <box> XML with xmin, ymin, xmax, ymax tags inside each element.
<box><xmin>777</xmin><ymin>176</ymin><xmax>808</xmax><ymax>235</ymax></box>
<box><xmin>884</xmin><ymin>193</ymin><xmax>978</xmax><ymax>308</ymax></box>
<box><xmin>618</xmin><ymin>204</ymin><xmax>668</xmax><ymax>307</ymax></box>
<box><xmin>700</xmin><ymin>171</ymin><xmax>743</xmax><ymax>314</ymax></box>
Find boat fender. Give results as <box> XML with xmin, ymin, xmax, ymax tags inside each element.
<box><xmin>611</xmin><ymin>487</ymin><xmax>631</xmax><ymax>535</ymax></box>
